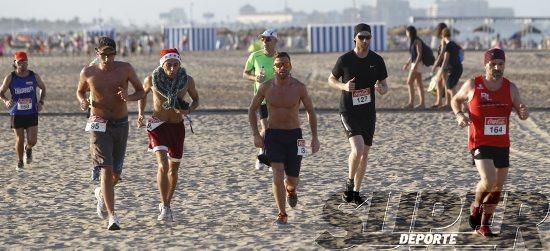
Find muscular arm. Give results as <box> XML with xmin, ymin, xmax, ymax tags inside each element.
<box><xmin>35</xmin><ymin>73</ymin><xmax>46</xmax><ymax>104</ymax></box>
<box><xmin>76</xmin><ymin>68</ymin><xmax>90</xmax><ymax>111</ymax></box>
<box><xmin>451</xmin><ymin>78</ymin><xmax>474</xmax><ymax>127</ymax></box>
<box><xmin>300</xmin><ymin>83</ymin><xmax>320</xmax><ymax>154</ymax></box>
<box><xmin>243</xmin><ymin>69</ymin><xmax>257</xmax><ymax>82</ymax></box>
<box><xmin>248</xmin><ymin>83</ymin><xmax>267</xmax><ymax>149</ymax></box>
<box><xmin>510</xmin><ymin>82</ymin><xmax>529</xmax><ymax>120</ymax></box>
<box><xmin>0</xmin><ymin>75</ymin><xmax>12</xmax><ymax>108</ymax></box>
<box><xmin>328</xmin><ymin>73</ymin><xmax>345</xmax><ymax>91</ymax></box>
<box><xmin>138</xmin><ymin>76</ymin><xmax>152</xmax><ymax>116</ymax></box>
<box><xmin>375</xmin><ymin>79</ymin><xmax>388</xmax><ymax>95</ymax></box>
<box><xmin>126</xmin><ymin>65</ymin><xmax>145</xmax><ymax>101</ymax></box>
<box><xmin>187</xmin><ymin>76</ymin><xmax>199</xmax><ymax>112</ymax></box>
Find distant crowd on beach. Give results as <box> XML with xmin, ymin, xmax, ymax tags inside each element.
<box><xmin>1</xmin><ymin>25</ymin><xmax>549</xmax><ymax>57</ymax></box>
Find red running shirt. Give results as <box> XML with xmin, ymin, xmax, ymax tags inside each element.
<box><xmin>468</xmin><ymin>76</ymin><xmax>513</xmax><ymax>150</ymax></box>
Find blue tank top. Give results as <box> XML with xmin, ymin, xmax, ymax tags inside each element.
<box><xmin>9</xmin><ymin>71</ymin><xmax>38</xmax><ymax>115</ymax></box>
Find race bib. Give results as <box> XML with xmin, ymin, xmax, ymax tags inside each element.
<box><xmin>297</xmin><ymin>139</ymin><xmax>306</xmax><ymax>156</ymax></box>
<box><xmin>17</xmin><ymin>98</ymin><xmax>32</xmax><ymax>110</ymax></box>
<box><xmin>147</xmin><ymin>116</ymin><xmax>164</xmax><ymax>131</ymax></box>
<box><xmin>484</xmin><ymin>117</ymin><xmax>507</xmax><ymax>135</ymax></box>
<box><xmin>85</xmin><ymin>116</ymin><xmax>107</xmax><ymax>132</ymax></box>
<box><xmin>352</xmin><ymin>89</ymin><xmax>371</xmax><ymax>106</ymax></box>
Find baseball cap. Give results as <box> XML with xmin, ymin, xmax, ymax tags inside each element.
<box><xmin>354</xmin><ymin>23</ymin><xmax>372</xmax><ymax>37</ymax></box>
<box><xmin>259</xmin><ymin>29</ymin><xmax>278</xmax><ymax>39</ymax></box>
<box><xmin>96</xmin><ymin>37</ymin><xmax>116</xmax><ymax>52</ymax></box>
<box><xmin>14</xmin><ymin>51</ymin><xmax>28</xmax><ymax>61</ymax></box>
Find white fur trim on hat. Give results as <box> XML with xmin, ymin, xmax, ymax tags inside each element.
<box><xmin>160</xmin><ymin>53</ymin><xmax>181</xmax><ymax>66</ymax></box>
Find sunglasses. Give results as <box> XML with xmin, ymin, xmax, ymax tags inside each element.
<box><xmin>261</xmin><ymin>37</ymin><xmax>273</xmax><ymax>42</ymax></box>
<box><xmin>357</xmin><ymin>35</ymin><xmax>372</xmax><ymax>41</ymax></box>
<box><xmin>274</xmin><ymin>62</ymin><xmax>291</xmax><ymax>69</ymax></box>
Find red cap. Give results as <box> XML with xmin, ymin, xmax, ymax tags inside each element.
<box><xmin>484</xmin><ymin>48</ymin><xmax>505</xmax><ymax>65</ymax></box>
<box><xmin>14</xmin><ymin>51</ymin><xmax>28</xmax><ymax>61</ymax></box>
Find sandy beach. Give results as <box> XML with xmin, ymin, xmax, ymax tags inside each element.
<box><xmin>0</xmin><ymin>51</ymin><xmax>548</xmax><ymax>249</ymax></box>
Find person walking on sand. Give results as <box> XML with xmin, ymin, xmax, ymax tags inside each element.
<box><xmin>328</xmin><ymin>23</ymin><xmax>389</xmax><ymax>207</ymax></box>
<box><xmin>248</xmin><ymin>52</ymin><xmax>320</xmax><ymax>225</ymax></box>
<box><xmin>402</xmin><ymin>25</ymin><xmax>430</xmax><ymax>109</ymax></box>
<box><xmin>0</xmin><ymin>51</ymin><xmax>47</xmax><ymax>170</ymax></box>
<box><xmin>437</xmin><ymin>27</ymin><xmax>463</xmax><ymax>109</ymax></box>
<box><xmin>243</xmin><ymin>29</ymin><xmax>278</xmax><ymax>171</ymax></box>
<box><xmin>76</xmin><ymin>37</ymin><xmax>145</xmax><ymax>230</ymax></box>
<box><xmin>137</xmin><ymin>48</ymin><xmax>199</xmax><ymax>222</ymax></box>
<box><xmin>451</xmin><ymin>48</ymin><xmax>529</xmax><ymax>237</ymax></box>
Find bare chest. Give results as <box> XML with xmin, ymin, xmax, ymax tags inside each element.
<box><xmin>266</xmin><ymin>87</ymin><xmax>300</xmax><ymax>108</ymax></box>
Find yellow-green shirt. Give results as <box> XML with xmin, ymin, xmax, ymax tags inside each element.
<box><xmin>244</xmin><ymin>50</ymin><xmax>275</xmax><ymax>104</ymax></box>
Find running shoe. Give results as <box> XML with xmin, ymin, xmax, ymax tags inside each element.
<box><xmin>273</xmin><ymin>213</ymin><xmax>288</xmax><ymax>225</ymax></box>
<box><xmin>95</xmin><ymin>187</ymin><xmax>107</xmax><ymax>219</ymax></box>
<box><xmin>16</xmin><ymin>161</ymin><xmax>24</xmax><ymax>171</ymax></box>
<box><xmin>469</xmin><ymin>204</ymin><xmax>482</xmax><ymax>230</ymax></box>
<box><xmin>287</xmin><ymin>189</ymin><xmax>298</xmax><ymax>208</ymax></box>
<box><xmin>353</xmin><ymin>191</ymin><xmax>367</xmax><ymax>207</ymax></box>
<box><xmin>158</xmin><ymin>204</ymin><xmax>173</xmax><ymax>221</ymax></box>
<box><xmin>24</xmin><ymin>145</ymin><xmax>32</xmax><ymax>164</ymax></box>
<box><xmin>255</xmin><ymin>160</ymin><xmax>265</xmax><ymax>170</ymax></box>
<box><xmin>107</xmin><ymin>215</ymin><xmax>121</xmax><ymax>230</ymax></box>
<box><xmin>91</xmin><ymin>166</ymin><xmax>101</xmax><ymax>182</ymax></box>
<box><xmin>476</xmin><ymin>225</ymin><xmax>497</xmax><ymax>237</ymax></box>
<box><xmin>342</xmin><ymin>191</ymin><xmax>353</xmax><ymax>203</ymax></box>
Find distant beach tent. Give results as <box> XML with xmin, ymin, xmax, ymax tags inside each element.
<box><xmin>163</xmin><ymin>26</ymin><xmax>216</xmax><ymax>51</ymax></box>
<box><xmin>84</xmin><ymin>27</ymin><xmax>116</xmax><ymax>40</ymax></box>
<box><xmin>307</xmin><ymin>23</ymin><xmax>386</xmax><ymax>53</ymax></box>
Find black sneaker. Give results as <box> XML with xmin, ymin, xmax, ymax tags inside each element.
<box><xmin>353</xmin><ymin>192</ymin><xmax>367</xmax><ymax>207</ymax></box>
<box><xmin>342</xmin><ymin>191</ymin><xmax>354</xmax><ymax>203</ymax></box>
<box><xmin>25</xmin><ymin>145</ymin><xmax>32</xmax><ymax>164</ymax></box>
<box><xmin>16</xmin><ymin>161</ymin><xmax>24</xmax><ymax>170</ymax></box>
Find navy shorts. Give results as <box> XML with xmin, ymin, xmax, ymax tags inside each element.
<box><xmin>264</xmin><ymin>128</ymin><xmax>303</xmax><ymax>177</ymax></box>
<box><xmin>340</xmin><ymin>112</ymin><xmax>376</xmax><ymax>146</ymax></box>
<box><xmin>471</xmin><ymin>146</ymin><xmax>510</xmax><ymax>168</ymax></box>
<box><xmin>11</xmin><ymin>114</ymin><xmax>38</xmax><ymax>129</ymax></box>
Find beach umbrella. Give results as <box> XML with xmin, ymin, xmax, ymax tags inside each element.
<box><xmin>520</xmin><ymin>24</ymin><xmax>542</xmax><ymax>34</ymax></box>
<box><xmin>473</xmin><ymin>24</ymin><xmax>494</xmax><ymax>33</ymax></box>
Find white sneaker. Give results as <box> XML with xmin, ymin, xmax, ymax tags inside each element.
<box><xmin>95</xmin><ymin>187</ymin><xmax>107</xmax><ymax>219</ymax></box>
<box><xmin>107</xmin><ymin>215</ymin><xmax>121</xmax><ymax>230</ymax></box>
<box><xmin>255</xmin><ymin>160</ymin><xmax>265</xmax><ymax>170</ymax></box>
<box><xmin>157</xmin><ymin>204</ymin><xmax>173</xmax><ymax>221</ymax></box>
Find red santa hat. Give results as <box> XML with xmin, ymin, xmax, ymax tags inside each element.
<box><xmin>159</xmin><ymin>48</ymin><xmax>181</xmax><ymax>66</ymax></box>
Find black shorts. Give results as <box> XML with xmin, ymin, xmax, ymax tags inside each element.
<box><xmin>11</xmin><ymin>114</ymin><xmax>38</xmax><ymax>129</ymax></box>
<box><xmin>264</xmin><ymin>128</ymin><xmax>303</xmax><ymax>177</ymax></box>
<box><xmin>259</xmin><ymin>104</ymin><xmax>268</xmax><ymax>119</ymax></box>
<box><xmin>470</xmin><ymin>146</ymin><xmax>510</xmax><ymax>168</ymax></box>
<box><xmin>340</xmin><ymin>112</ymin><xmax>376</xmax><ymax>146</ymax></box>
<box><xmin>445</xmin><ymin>65</ymin><xmax>463</xmax><ymax>90</ymax></box>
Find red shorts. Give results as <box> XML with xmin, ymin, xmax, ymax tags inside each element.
<box><xmin>148</xmin><ymin>121</ymin><xmax>185</xmax><ymax>161</ymax></box>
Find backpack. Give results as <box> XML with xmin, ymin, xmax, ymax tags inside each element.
<box><xmin>421</xmin><ymin>40</ymin><xmax>435</xmax><ymax>66</ymax></box>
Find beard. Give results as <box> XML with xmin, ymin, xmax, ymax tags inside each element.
<box><xmin>278</xmin><ymin>71</ymin><xmax>290</xmax><ymax>79</ymax></box>
<box><xmin>490</xmin><ymin>70</ymin><xmax>503</xmax><ymax>80</ymax></box>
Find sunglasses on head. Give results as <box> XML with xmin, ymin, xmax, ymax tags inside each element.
<box><xmin>261</xmin><ymin>37</ymin><xmax>273</xmax><ymax>42</ymax></box>
<box><xmin>357</xmin><ymin>35</ymin><xmax>372</xmax><ymax>41</ymax></box>
<box><xmin>274</xmin><ymin>62</ymin><xmax>291</xmax><ymax>69</ymax></box>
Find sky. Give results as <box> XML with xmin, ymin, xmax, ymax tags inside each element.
<box><xmin>0</xmin><ymin>0</ymin><xmax>549</xmax><ymax>26</ymax></box>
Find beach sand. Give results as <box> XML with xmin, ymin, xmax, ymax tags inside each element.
<box><xmin>0</xmin><ymin>51</ymin><xmax>548</xmax><ymax>249</ymax></box>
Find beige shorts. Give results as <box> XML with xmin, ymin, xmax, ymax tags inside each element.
<box><xmin>411</xmin><ymin>62</ymin><xmax>431</xmax><ymax>75</ymax></box>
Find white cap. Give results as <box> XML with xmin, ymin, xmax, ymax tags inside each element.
<box><xmin>259</xmin><ymin>29</ymin><xmax>277</xmax><ymax>39</ymax></box>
